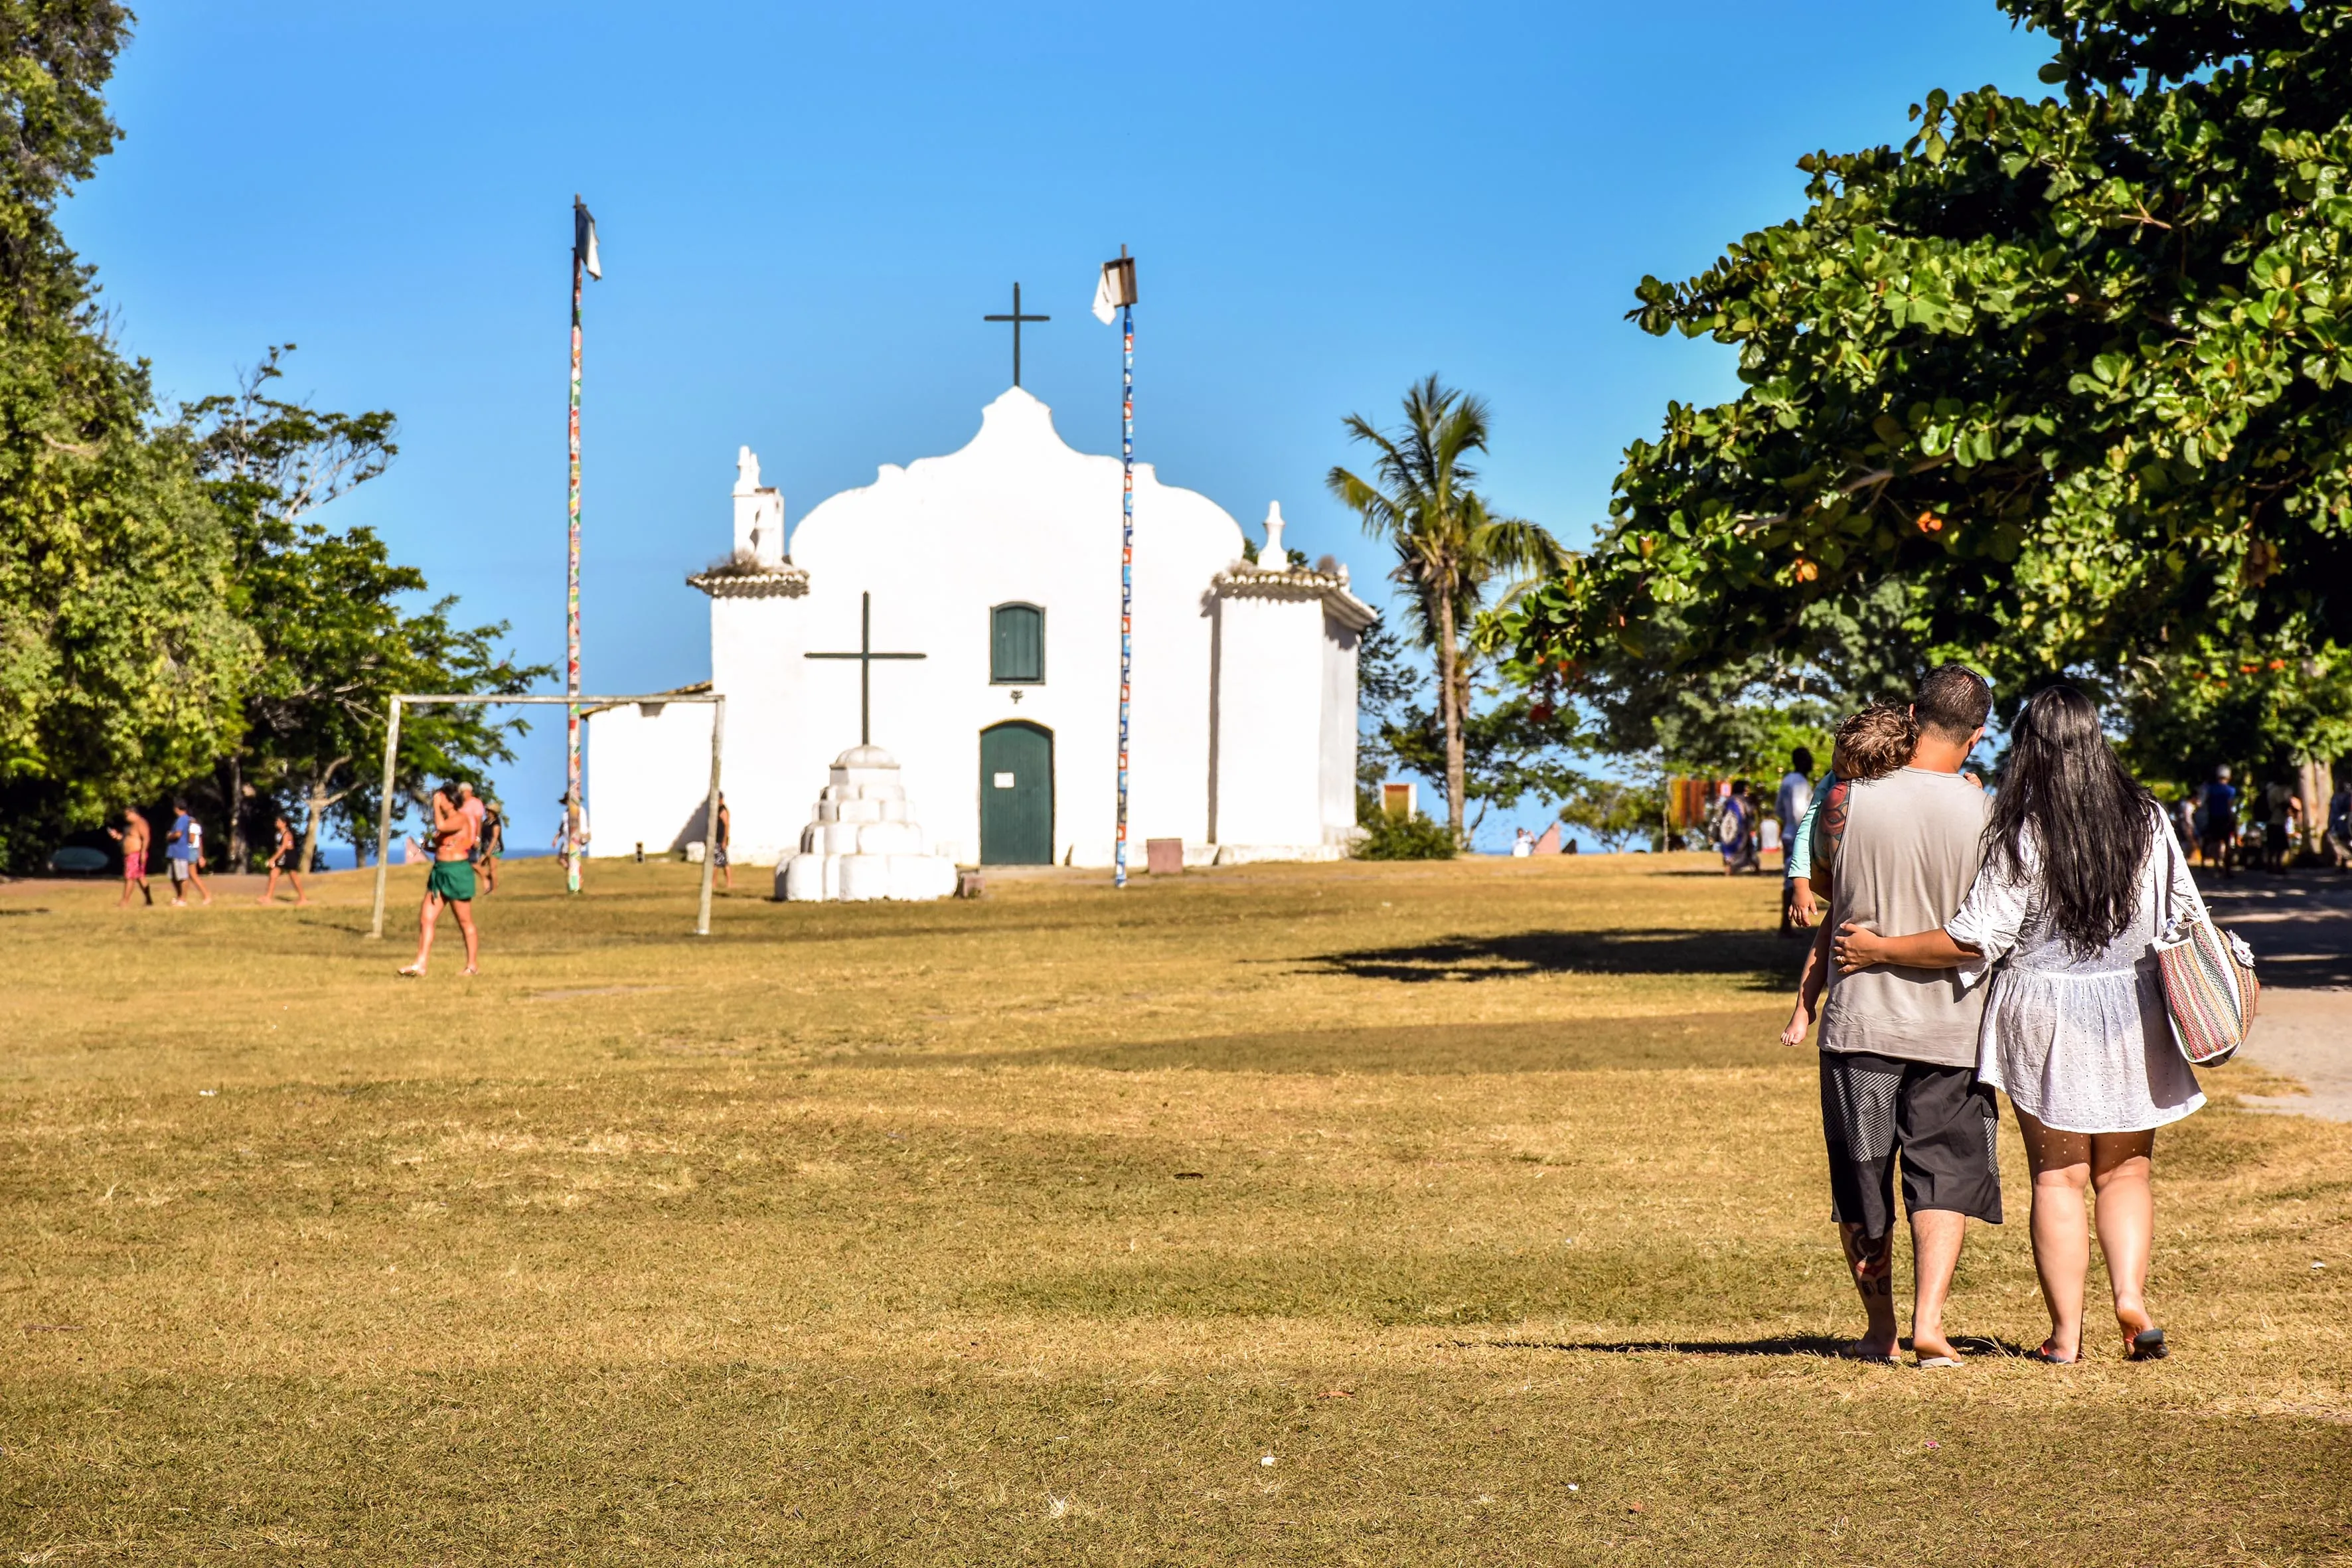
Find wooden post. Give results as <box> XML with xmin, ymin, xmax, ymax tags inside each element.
<box><xmin>367</xmin><ymin>696</ymin><xmax>404</xmax><ymax>939</ymax></box>
<box><xmin>696</xmin><ymin>696</ymin><xmax>725</xmax><ymax>937</ymax></box>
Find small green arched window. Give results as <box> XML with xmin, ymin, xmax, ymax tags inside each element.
<box><xmin>990</xmin><ymin>602</ymin><xmax>1044</xmax><ymax>684</ymax></box>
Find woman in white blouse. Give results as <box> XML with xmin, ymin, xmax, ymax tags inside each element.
<box><xmin>1834</xmin><ymin>684</ymin><xmax>2203</xmax><ymax>1364</ymax></box>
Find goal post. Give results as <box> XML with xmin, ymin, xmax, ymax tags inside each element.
<box><xmin>366</xmin><ymin>692</ymin><xmax>728</xmax><ymax>939</ymax></box>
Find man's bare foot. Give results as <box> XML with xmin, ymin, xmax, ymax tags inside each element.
<box><xmin>295</xmin><ymin>898</ymin><xmax>312</xmax><ymax>907</ymax></box>
<box><xmin>256</xmin><ymin>896</ymin><xmax>272</xmax><ymax>905</ymax></box>
<box><xmin>200</xmin><ymin>896</ymin><xmax>213</xmax><ymax>907</ymax></box>
<box><xmin>459</xmin><ymin>966</ymin><xmax>478</xmax><ymax>977</ymax></box>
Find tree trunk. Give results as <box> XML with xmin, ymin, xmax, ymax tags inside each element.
<box><xmin>1435</xmin><ymin>586</ymin><xmax>1466</xmax><ymax>845</ymax></box>
<box><xmin>222</xmin><ymin>754</ymin><xmax>246</xmax><ymax>870</ymax></box>
<box><xmin>297</xmin><ymin>779</ymin><xmax>327</xmax><ymax>876</ymax></box>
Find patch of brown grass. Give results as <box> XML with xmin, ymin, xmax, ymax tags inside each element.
<box><xmin>1</xmin><ymin>855</ymin><xmax>2347</xmax><ymax>1564</ymax></box>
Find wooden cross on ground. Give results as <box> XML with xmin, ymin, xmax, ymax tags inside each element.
<box><xmin>983</xmin><ymin>282</ymin><xmax>1049</xmax><ymax>387</ymax></box>
<box><xmin>805</xmin><ymin>591</ymin><xmax>926</xmax><ymax>745</ymax></box>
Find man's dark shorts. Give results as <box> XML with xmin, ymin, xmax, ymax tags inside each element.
<box><xmin>1820</xmin><ymin>1049</ymin><xmax>2002</xmax><ymax>1241</ymax></box>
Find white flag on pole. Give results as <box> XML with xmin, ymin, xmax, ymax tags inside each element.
<box><xmin>1093</xmin><ymin>255</ymin><xmax>1136</xmax><ymax>323</ymax></box>
<box><xmin>575</xmin><ymin>200</ymin><xmax>602</xmax><ymax>280</ymax></box>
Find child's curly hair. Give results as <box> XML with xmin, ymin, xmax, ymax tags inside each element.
<box><xmin>1832</xmin><ymin>702</ymin><xmax>1917</xmax><ymax>783</ymax></box>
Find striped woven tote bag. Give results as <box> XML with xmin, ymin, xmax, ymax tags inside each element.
<box><xmin>2152</xmin><ymin>830</ymin><xmax>2258</xmax><ymax>1067</ymax></box>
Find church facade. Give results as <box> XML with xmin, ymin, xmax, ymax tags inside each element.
<box><xmin>586</xmin><ymin>387</ymin><xmax>1375</xmax><ymax>873</ymax></box>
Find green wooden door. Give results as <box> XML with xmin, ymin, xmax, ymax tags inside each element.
<box><xmin>979</xmin><ymin>722</ymin><xmax>1054</xmax><ymax>864</ymax></box>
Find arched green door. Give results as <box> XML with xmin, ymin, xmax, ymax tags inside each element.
<box><xmin>980</xmin><ymin>722</ymin><xmax>1054</xmax><ymax>864</ymax></box>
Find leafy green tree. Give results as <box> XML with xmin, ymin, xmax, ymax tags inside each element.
<box><xmin>1498</xmin><ymin>0</ymin><xmax>2352</xmax><ymax>759</ymax></box>
<box><xmin>173</xmin><ymin>347</ymin><xmax>548</xmax><ymax>872</ymax></box>
<box><xmin>1379</xmin><ymin>680</ymin><xmax>1587</xmax><ymax>840</ymax></box>
<box><xmin>1554</xmin><ymin>773</ymin><xmax>1667</xmax><ymax>853</ymax></box>
<box><xmin>1331</xmin><ymin>376</ymin><xmax>1564</xmax><ymax>844</ymax></box>
<box><xmin>0</xmin><ymin>2</ymin><xmax>254</xmax><ymax>865</ymax></box>
<box><xmin>181</xmin><ymin>346</ymin><xmax>400</xmax><ymax>862</ymax></box>
<box><xmin>2119</xmin><ymin>637</ymin><xmax>2352</xmax><ymax>797</ymax></box>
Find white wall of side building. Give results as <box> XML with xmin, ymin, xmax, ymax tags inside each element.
<box><xmin>584</xmin><ymin>698</ymin><xmax>715</xmax><ymax>857</ymax></box>
<box><xmin>1318</xmin><ymin>612</ymin><xmax>1364</xmax><ymax>847</ymax></box>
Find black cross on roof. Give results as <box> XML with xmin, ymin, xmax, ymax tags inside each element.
<box><xmin>983</xmin><ymin>282</ymin><xmax>1050</xmax><ymax>388</ymax></box>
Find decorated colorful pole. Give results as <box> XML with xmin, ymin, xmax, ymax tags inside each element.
<box><xmin>1115</xmin><ymin>294</ymin><xmax>1134</xmax><ymax>887</ymax></box>
<box><xmin>566</xmin><ymin>197</ymin><xmax>601</xmax><ymax>894</ymax></box>
<box><xmin>1093</xmin><ymin>250</ymin><xmax>1138</xmax><ymax>886</ymax></box>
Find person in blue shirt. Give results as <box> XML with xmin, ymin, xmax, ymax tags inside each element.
<box><xmin>1777</xmin><ymin>747</ymin><xmax>1817</xmax><ymax>933</ymax></box>
<box><xmin>2198</xmin><ymin>766</ymin><xmax>2237</xmax><ymax>879</ymax></box>
<box><xmin>163</xmin><ymin>799</ymin><xmax>209</xmax><ymax>908</ymax></box>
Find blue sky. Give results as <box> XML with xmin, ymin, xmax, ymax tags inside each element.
<box><xmin>72</xmin><ymin>1</ymin><xmax>2051</xmax><ymax>854</ymax></box>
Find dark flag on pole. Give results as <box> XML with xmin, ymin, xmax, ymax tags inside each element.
<box><xmin>574</xmin><ymin>200</ymin><xmax>602</xmax><ymax>280</ymax></box>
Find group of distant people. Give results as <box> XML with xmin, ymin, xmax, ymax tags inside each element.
<box><xmin>1768</xmin><ymin>668</ymin><xmax>2210</xmax><ymax>1367</ymax></box>
<box><xmin>106</xmin><ymin>801</ymin><xmax>313</xmax><ymax>909</ymax></box>
<box><xmin>2179</xmin><ymin>765</ymin><xmax>2351</xmax><ymax>878</ymax></box>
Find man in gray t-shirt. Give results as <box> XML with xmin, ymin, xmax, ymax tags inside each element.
<box><xmin>1801</xmin><ymin>665</ymin><xmax>1998</xmax><ymax>1366</ymax></box>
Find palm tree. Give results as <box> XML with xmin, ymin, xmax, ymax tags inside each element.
<box><xmin>1328</xmin><ymin>376</ymin><xmax>1563</xmax><ymax>845</ymax></box>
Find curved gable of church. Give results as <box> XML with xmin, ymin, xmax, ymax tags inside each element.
<box><xmin>787</xmin><ymin>388</ymin><xmax>1243</xmax><ymax>580</ymax></box>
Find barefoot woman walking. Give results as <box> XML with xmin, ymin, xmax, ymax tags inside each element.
<box><xmin>1836</xmin><ymin>685</ymin><xmax>2205</xmax><ymax>1364</ymax></box>
<box><xmin>400</xmin><ymin>782</ymin><xmax>480</xmax><ymax>978</ymax></box>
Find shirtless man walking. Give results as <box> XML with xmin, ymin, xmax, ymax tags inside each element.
<box><xmin>399</xmin><ymin>782</ymin><xmax>480</xmax><ymax>978</ymax></box>
<box><xmin>109</xmin><ymin>807</ymin><xmax>153</xmax><ymax>908</ymax></box>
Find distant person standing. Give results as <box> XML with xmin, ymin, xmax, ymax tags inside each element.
<box><xmin>256</xmin><ymin>813</ymin><xmax>309</xmax><ymax>905</ymax></box>
<box><xmin>2261</xmin><ymin>777</ymin><xmax>2294</xmax><ymax>872</ymax></box>
<box><xmin>163</xmin><ymin>799</ymin><xmax>209</xmax><ymax>907</ymax></box>
<box><xmin>479</xmin><ymin>798</ymin><xmax>505</xmax><ymax>894</ymax></box>
<box><xmin>2329</xmin><ymin>776</ymin><xmax>2351</xmax><ymax>869</ymax></box>
<box><xmin>714</xmin><ymin>792</ymin><xmax>733</xmax><ymax>892</ymax></box>
<box><xmin>1778</xmin><ymin>747</ymin><xmax>1817</xmax><ymax>934</ymax></box>
<box><xmin>400</xmin><ymin>782</ymin><xmax>479</xmax><ymax>978</ymax></box>
<box><xmin>183</xmin><ymin>815</ymin><xmax>216</xmax><ymax>905</ymax></box>
<box><xmin>554</xmin><ymin>791</ymin><xmax>591</xmax><ymax>877</ymax></box>
<box><xmin>108</xmin><ymin>807</ymin><xmax>153</xmax><ymax>908</ymax></box>
<box><xmin>2198</xmin><ymin>767</ymin><xmax>2237</xmax><ymax>878</ymax></box>
<box><xmin>1716</xmin><ymin>781</ymin><xmax>1753</xmax><ymax>875</ymax></box>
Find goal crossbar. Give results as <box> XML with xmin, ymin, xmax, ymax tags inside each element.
<box><xmin>366</xmin><ymin>692</ymin><xmax>728</xmax><ymax>939</ymax></box>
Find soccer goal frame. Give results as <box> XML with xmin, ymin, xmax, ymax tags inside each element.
<box><xmin>366</xmin><ymin>692</ymin><xmax>727</xmax><ymax>939</ymax></box>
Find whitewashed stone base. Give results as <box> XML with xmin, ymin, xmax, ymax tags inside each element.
<box><xmin>1212</xmin><ymin>842</ymin><xmax>1346</xmax><ymax>866</ymax></box>
<box><xmin>778</xmin><ymin>745</ymin><xmax>957</xmax><ymax>902</ymax></box>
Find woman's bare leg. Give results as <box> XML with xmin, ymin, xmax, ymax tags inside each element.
<box><xmin>2090</xmin><ymin>1130</ymin><xmax>2158</xmax><ymax>1352</ymax></box>
<box><xmin>290</xmin><ymin>869</ymin><xmax>309</xmax><ymax>905</ymax></box>
<box><xmin>257</xmin><ymin>868</ymin><xmax>278</xmax><ymax>905</ymax></box>
<box><xmin>403</xmin><ymin>894</ymin><xmax>441</xmax><ymax>974</ymax></box>
<box><xmin>451</xmin><ymin>901</ymin><xmax>479</xmax><ymax>973</ymax></box>
<box><xmin>2017</xmin><ymin>1109</ymin><xmax>2093</xmax><ymax>1360</ymax></box>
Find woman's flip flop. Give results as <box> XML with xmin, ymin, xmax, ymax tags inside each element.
<box><xmin>2127</xmin><ymin>1327</ymin><xmax>2169</xmax><ymax>1362</ymax></box>
<box><xmin>1915</xmin><ymin>1354</ymin><xmax>1964</xmax><ymax>1369</ymax></box>
<box><xmin>2027</xmin><ymin>1342</ymin><xmax>2076</xmax><ymax>1365</ymax></box>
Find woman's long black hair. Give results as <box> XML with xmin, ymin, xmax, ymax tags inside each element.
<box><xmin>1984</xmin><ymin>684</ymin><xmax>2157</xmax><ymax>956</ymax></box>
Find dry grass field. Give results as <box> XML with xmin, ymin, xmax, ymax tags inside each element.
<box><xmin>2</xmin><ymin>853</ymin><xmax>2347</xmax><ymax>1565</ymax></box>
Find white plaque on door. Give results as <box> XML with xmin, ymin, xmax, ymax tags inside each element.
<box><xmin>992</xmin><ymin>772</ymin><xmax>1016</xmax><ymax>789</ymax></box>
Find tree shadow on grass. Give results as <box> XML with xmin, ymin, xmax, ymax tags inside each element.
<box><xmin>855</xmin><ymin>1012</ymin><xmax>1796</xmax><ymax>1075</ymax></box>
<box><xmin>1296</xmin><ymin>928</ymin><xmax>1806</xmax><ymax>989</ymax></box>
<box><xmin>1470</xmin><ymin>1333</ymin><xmax>2031</xmax><ymax>1360</ymax></box>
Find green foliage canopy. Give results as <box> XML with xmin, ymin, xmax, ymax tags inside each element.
<box><xmin>1500</xmin><ymin>1</ymin><xmax>2352</xmax><ymax>725</ymax></box>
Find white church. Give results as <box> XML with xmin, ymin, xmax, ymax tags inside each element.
<box><xmin>586</xmin><ymin>385</ymin><xmax>1376</xmax><ymax>891</ymax></box>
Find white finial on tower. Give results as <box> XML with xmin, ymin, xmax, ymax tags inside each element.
<box><xmin>1261</xmin><ymin>501</ymin><xmax>1289</xmax><ymax>568</ymax></box>
<box><xmin>732</xmin><ymin>447</ymin><xmax>785</xmax><ymax>566</ymax></box>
